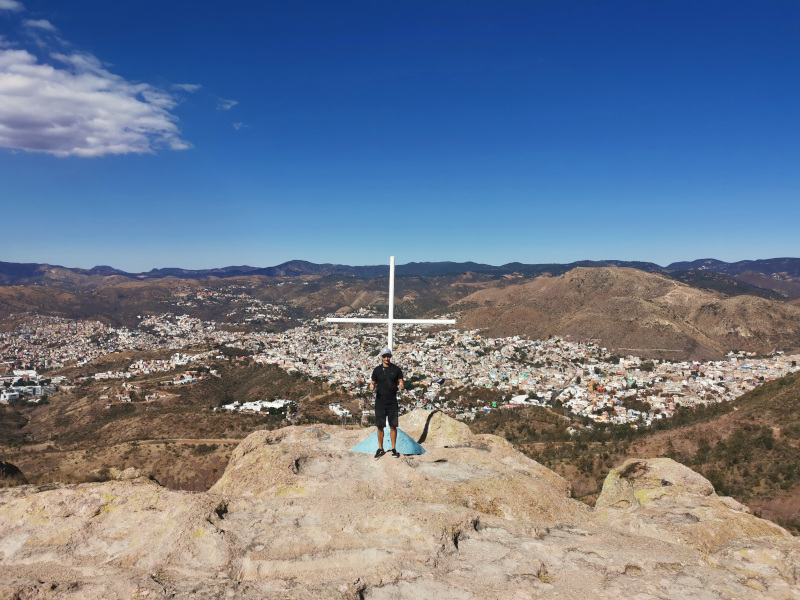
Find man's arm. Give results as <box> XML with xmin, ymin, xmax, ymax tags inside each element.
<box><xmin>369</xmin><ymin>367</ymin><xmax>377</xmax><ymax>392</ymax></box>
<box><xmin>398</xmin><ymin>377</ymin><xmax>404</xmax><ymax>392</ymax></box>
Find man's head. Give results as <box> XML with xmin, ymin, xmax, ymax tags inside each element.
<box><xmin>380</xmin><ymin>346</ymin><xmax>392</xmax><ymax>364</ymax></box>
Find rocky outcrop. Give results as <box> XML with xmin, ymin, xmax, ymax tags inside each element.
<box><xmin>595</xmin><ymin>458</ymin><xmax>789</xmax><ymax>552</ymax></box>
<box><xmin>1</xmin><ymin>411</ymin><xmax>798</xmax><ymax>599</ymax></box>
<box><xmin>397</xmin><ymin>409</ymin><xmax>474</xmax><ymax>447</ymax></box>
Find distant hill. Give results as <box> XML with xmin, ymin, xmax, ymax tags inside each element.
<box><xmin>664</xmin><ymin>258</ymin><xmax>800</xmax><ymax>300</ymax></box>
<box><xmin>665</xmin><ymin>270</ymin><xmax>788</xmax><ymax>300</ymax></box>
<box><xmin>454</xmin><ymin>267</ymin><xmax>800</xmax><ymax>360</ymax></box>
<box><xmin>2</xmin><ymin>256</ymin><xmax>798</xmax><ymax>293</ymax></box>
<box><xmin>0</xmin><ymin>261</ymin><xmax>50</xmax><ymax>282</ymax></box>
<box><xmin>0</xmin><ymin>258</ymin><xmax>669</xmax><ymax>287</ymax></box>
<box><xmin>666</xmin><ymin>257</ymin><xmax>800</xmax><ymax>278</ymax></box>
<box><xmin>1</xmin><ymin>256</ymin><xmax>798</xmax><ymax>292</ymax></box>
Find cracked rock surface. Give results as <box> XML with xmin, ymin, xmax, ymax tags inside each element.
<box><xmin>1</xmin><ymin>411</ymin><xmax>798</xmax><ymax>599</ymax></box>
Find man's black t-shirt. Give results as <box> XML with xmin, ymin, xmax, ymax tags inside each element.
<box><xmin>371</xmin><ymin>363</ymin><xmax>404</xmax><ymax>406</ymax></box>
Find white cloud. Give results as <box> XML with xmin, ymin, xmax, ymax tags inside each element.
<box><xmin>0</xmin><ymin>48</ymin><xmax>191</xmax><ymax>157</ymax></box>
<box><xmin>216</xmin><ymin>98</ymin><xmax>238</xmax><ymax>111</ymax></box>
<box><xmin>0</xmin><ymin>0</ymin><xmax>24</xmax><ymax>12</ymax></box>
<box><xmin>172</xmin><ymin>83</ymin><xmax>201</xmax><ymax>93</ymax></box>
<box><xmin>232</xmin><ymin>122</ymin><xmax>245</xmax><ymax>130</ymax></box>
<box><xmin>23</xmin><ymin>19</ymin><xmax>55</xmax><ymax>31</ymax></box>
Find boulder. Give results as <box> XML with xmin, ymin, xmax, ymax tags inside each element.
<box><xmin>397</xmin><ymin>409</ymin><xmax>473</xmax><ymax>447</ymax></box>
<box><xmin>208</xmin><ymin>417</ymin><xmax>581</xmax><ymax>523</ymax></box>
<box><xmin>111</xmin><ymin>466</ymin><xmax>145</xmax><ymax>481</ymax></box>
<box><xmin>596</xmin><ymin>458</ymin><xmax>790</xmax><ymax>552</ymax></box>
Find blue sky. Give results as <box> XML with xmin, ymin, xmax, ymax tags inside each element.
<box><xmin>1</xmin><ymin>0</ymin><xmax>798</xmax><ymax>271</ymax></box>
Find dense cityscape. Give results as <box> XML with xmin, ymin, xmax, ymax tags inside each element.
<box><xmin>2</xmin><ymin>303</ymin><xmax>797</xmax><ymax>428</ymax></box>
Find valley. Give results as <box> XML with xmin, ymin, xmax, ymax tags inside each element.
<box><xmin>2</xmin><ymin>257</ymin><xmax>800</xmax><ymax>536</ymax></box>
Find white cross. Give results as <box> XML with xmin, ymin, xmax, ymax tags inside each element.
<box><xmin>326</xmin><ymin>256</ymin><xmax>456</xmax><ymax>350</ymax></box>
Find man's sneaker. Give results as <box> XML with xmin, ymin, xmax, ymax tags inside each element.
<box><xmin>391</xmin><ymin>449</ymin><xmax>400</xmax><ymax>458</ymax></box>
<box><xmin>374</xmin><ymin>449</ymin><xmax>385</xmax><ymax>459</ymax></box>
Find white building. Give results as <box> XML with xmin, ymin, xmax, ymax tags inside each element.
<box><xmin>0</xmin><ymin>390</ymin><xmax>20</xmax><ymax>403</ymax></box>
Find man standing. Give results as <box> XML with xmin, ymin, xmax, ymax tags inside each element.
<box><xmin>369</xmin><ymin>346</ymin><xmax>404</xmax><ymax>458</ymax></box>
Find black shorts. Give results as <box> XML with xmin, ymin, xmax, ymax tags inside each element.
<box><xmin>375</xmin><ymin>403</ymin><xmax>399</xmax><ymax>428</ymax></box>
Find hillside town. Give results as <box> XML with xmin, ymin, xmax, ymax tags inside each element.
<box><xmin>1</xmin><ymin>311</ymin><xmax>798</xmax><ymax>428</ymax></box>
<box><xmin>167</xmin><ymin>284</ymin><xmax>293</xmax><ymax>326</ymax></box>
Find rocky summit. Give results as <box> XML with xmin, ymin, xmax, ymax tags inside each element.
<box><xmin>1</xmin><ymin>411</ymin><xmax>798</xmax><ymax>599</ymax></box>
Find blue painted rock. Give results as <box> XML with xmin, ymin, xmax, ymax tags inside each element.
<box><xmin>350</xmin><ymin>428</ymin><xmax>426</xmax><ymax>455</ymax></box>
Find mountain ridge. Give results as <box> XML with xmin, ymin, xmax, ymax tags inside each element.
<box><xmin>4</xmin><ymin>257</ymin><xmax>798</xmax><ymax>287</ymax></box>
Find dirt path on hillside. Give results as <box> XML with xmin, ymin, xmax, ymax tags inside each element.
<box><xmin>0</xmin><ymin>438</ymin><xmax>244</xmax><ymax>456</ymax></box>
